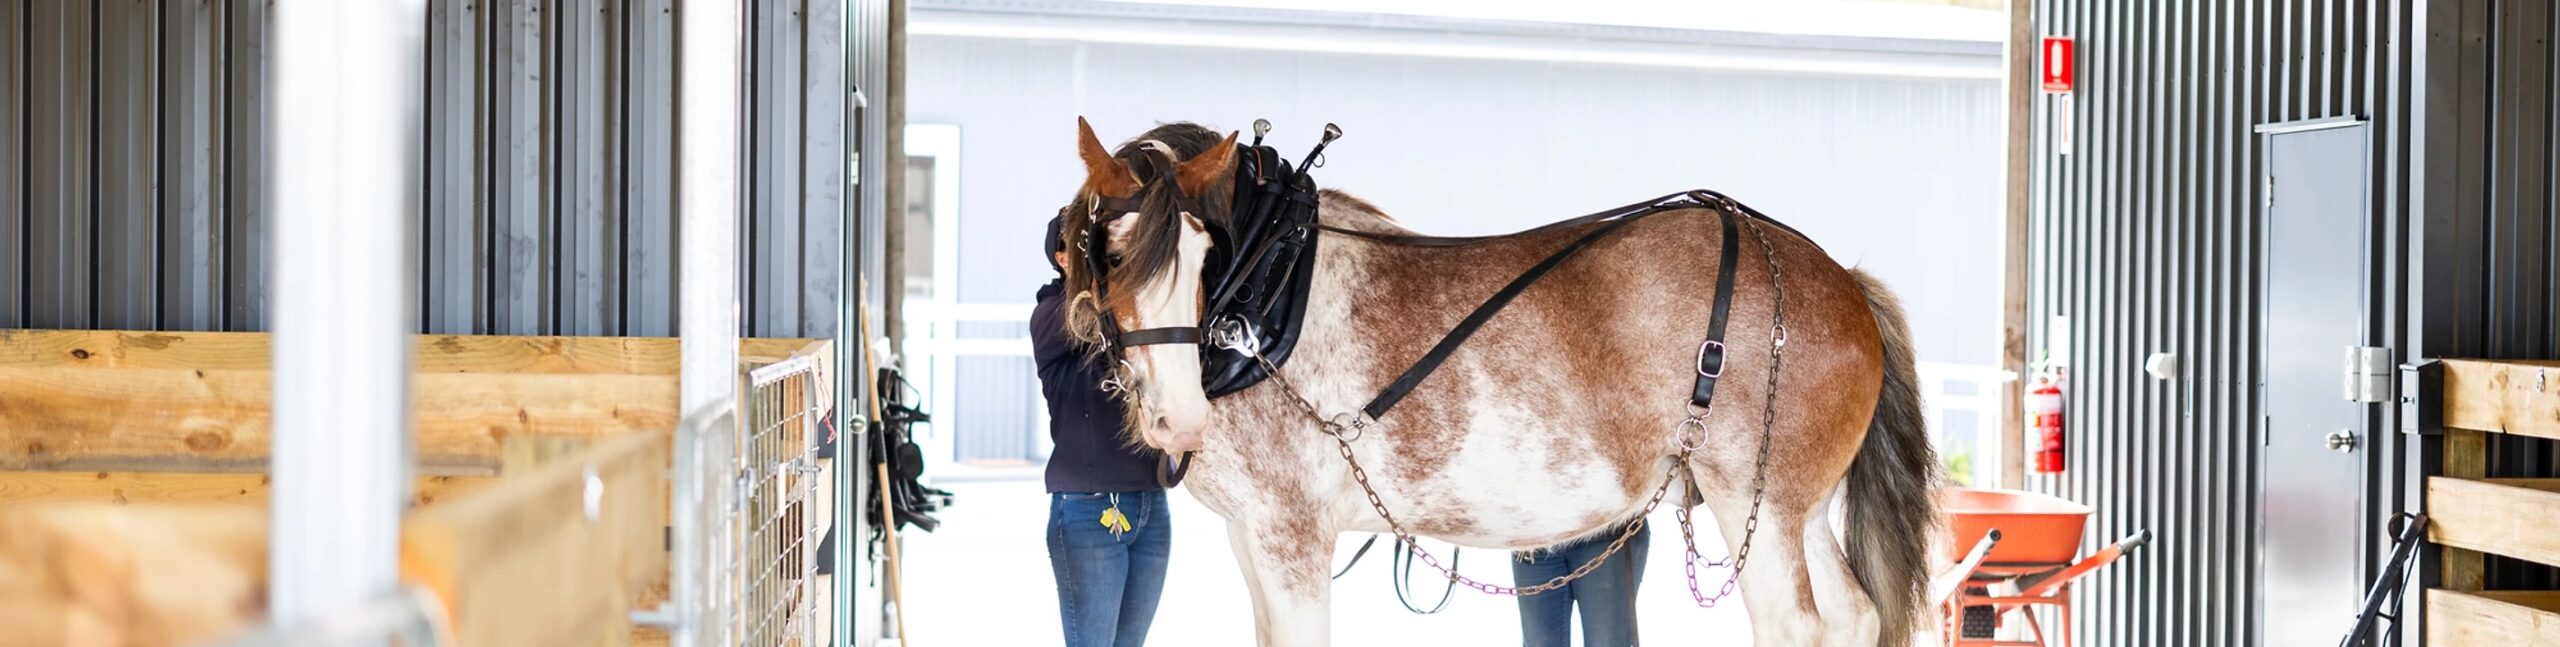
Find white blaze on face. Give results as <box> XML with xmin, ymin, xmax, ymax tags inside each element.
<box><xmin>1108</xmin><ymin>212</ymin><xmax>1216</xmax><ymax>453</ymax></box>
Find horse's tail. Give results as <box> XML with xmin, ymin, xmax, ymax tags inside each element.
<box><xmin>1843</xmin><ymin>270</ymin><xmax>1940</xmax><ymax>647</ymax></box>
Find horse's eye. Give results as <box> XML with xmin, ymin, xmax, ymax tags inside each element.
<box><xmin>1107</xmin><ymin>254</ymin><xmax>1125</xmax><ymax>268</ymax></box>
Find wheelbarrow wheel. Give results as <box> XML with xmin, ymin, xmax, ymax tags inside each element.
<box><xmin>1960</xmin><ymin>587</ymin><xmax>1998</xmax><ymax>638</ymax></box>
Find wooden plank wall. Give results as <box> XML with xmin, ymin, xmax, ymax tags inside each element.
<box><xmin>0</xmin><ymin>330</ymin><xmax>823</xmax><ymax>481</ymax></box>
<box><xmin>2429</xmin><ymin>359</ymin><xmax>2560</xmax><ymax>646</ymax></box>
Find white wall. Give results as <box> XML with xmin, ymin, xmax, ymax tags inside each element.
<box><xmin>911</xmin><ymin>34</ymin><xmax>2003</xmax><ymax>366</ymax></box>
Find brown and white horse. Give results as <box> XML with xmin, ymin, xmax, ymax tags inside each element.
<box><xmin>1058</xmin><ymin>119</ymin><xmax>1940</xmax><ymax>647</ymax></box>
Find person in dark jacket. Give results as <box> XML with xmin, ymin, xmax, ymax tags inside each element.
<box><xmin>1034</xmin><ymin>215</ymin><xmax>1172</xmax><ymax>647</ymax></box>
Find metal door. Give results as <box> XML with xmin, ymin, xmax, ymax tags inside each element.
<box><xmin>2256</xmin><ymin>119</ymin><xmax>2372</xmax><ymax>646</ymax></box>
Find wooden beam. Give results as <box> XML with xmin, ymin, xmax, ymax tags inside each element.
<box><xmin>2428</xmin><ymin>476</ymin><xmax>2560</xmax><ymax>570</ymax></box>
<box><xmin>401</xmin><ymin>432</ymin><xmax>665</xmax><ymax>646</ymax></box>
<box><xmin>2439</xmin><ymin>359</ymin><xmax>2560</xmax><ymax>440</ymax></box>
<box><xmin>0</xmin><ymin>472</ymin><xmax>489</xmax><ymax>507</ymax></box>
<box><xmin>0</xmin><ymin>503</ymin><xmax>270</xmax><ymax>646</ymax></box>
<box><xmin>1997</xmin><ymin>0</ymin><xmax>2033</xmax><ymax>490</ymax></box>
<box><xmin>2429</xmin><ymin>589</ymin><xmax>2560</xmax><ymax>646</ymax></box>
<box><xmin>0</xmin><ymin>367</ymin><xmax>677</xmax><ymax>475</ymax></box>
<box><xmin>0</xmin><ymin>439</ymin><xmax>670</xmax><ymax>647</ymax></box>
<box><xmin>2442</xmin><ymin>428</ymin><xmax>2489</xmax><ymax>592</ymax></box>
<box><xmin>0</xmin><ymin>329</ymin><xmax>828</xmax><ymax>377</ymax></box>
<box><xmin>738</xmin><ymin>337</ymin><xmax>826</xmax><ymax>363</ymax></box>
<box><xmin>489</xmin><ymin>435</ymin><xmax>671</xmax><ymax>597</ymax></box>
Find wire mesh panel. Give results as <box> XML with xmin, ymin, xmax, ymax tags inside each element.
<box><xmin>737</xmin><ymin>355</ymin><xmax>828</xmax><ymax>646</ymax></box>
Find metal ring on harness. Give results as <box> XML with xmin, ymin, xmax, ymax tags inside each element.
<box><xmin>1328</xmin><ymin>412</ymin><xmax>1371</xmax><ymax>442</ymax></box>
<box><xmin>1100</xmin><ymin>360</ymin><xmax>1134</xmax><ymax>396</ymax></box>
<box><xmin>1675</xmin><ymin>415</ymin><xmax>1712</xmax><ymax>452</ymax></box>
<box><xmin>1208</xmin><ymin>315</ymin><xmax>1262</xmax><ymax>356</ymax></box>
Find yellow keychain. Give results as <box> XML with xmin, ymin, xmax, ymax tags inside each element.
<box><xmin>1099</xmin><ymin>494</ymin><xmax>1133</xmax><ymax>537</ymax></box>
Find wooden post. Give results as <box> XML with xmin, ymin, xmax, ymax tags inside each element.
<box><xmin>1999</xmin><ymin>0</ymin><xmax>2036</xmax><ymax>488</ymax></box>
<box><xmin>2439</xmin><ymin>429</ymin><xmax>2488</xmax><ymax>592</ymax></box>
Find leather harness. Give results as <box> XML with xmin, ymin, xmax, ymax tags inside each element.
<box><xmin>1079</xmin><ymin>122</ymin><xmax>1809</xmax><ymax>491</ymax></box>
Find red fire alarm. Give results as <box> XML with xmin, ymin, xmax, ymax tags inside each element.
<box><xmin>2041</xmin><ymin>36</ymin><xmax>2075</xmax><ymax>93</ymax></box>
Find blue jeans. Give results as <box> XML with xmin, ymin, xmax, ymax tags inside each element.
<box><xmin>1513</xmin><ymin>521</ymin><xmax>1651</xmax><ymax>647</ymax></box>
<box><xmin>1048</xmin><ymin>490</ymin><xmax>1171</xmax><ymax>647</ymax></box>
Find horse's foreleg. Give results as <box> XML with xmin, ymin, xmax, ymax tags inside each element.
<box><xmin>1801</xmin><ymin>495</ymin><xmax>1882</xmax><ymax>647</ymax></box>
<box><xmin>1225</xmin><ymin>518</ymin><xmax>1333</xmax><ymax>647</ymax></box>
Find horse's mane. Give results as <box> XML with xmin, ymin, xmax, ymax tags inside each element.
<box><xmin>1313</xmin><ymin>189</ymin><xmax>1415</xmax><ymax>236</ymax></box>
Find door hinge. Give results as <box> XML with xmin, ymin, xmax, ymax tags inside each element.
<box><xmin>2264</xmin><ymin>175</ymin><xmax>2276</xmax><ymax>210</ymax></box>
<box><xmin>2344</xmin><ymin>346</ymin><xmax>2393</xmax><ymax>403</ymax></box>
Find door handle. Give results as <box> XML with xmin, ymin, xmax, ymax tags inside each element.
<box><xmin>2325</xmin><ymin>429</ymin><xmax>2359</xmax><ymax>454</ymax></box>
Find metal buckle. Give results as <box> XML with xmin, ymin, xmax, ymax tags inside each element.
<box><xmin>1697</xmin><ymin>340</ymin><xmax>1727</xmax><ymax>378</ymax></box>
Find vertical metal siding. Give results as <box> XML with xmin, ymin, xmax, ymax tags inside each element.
<box><xmin>27</xmin><ymin>0</ymin><xmax>94</xmax><ymax>330</ymax></box>
<box><xmin>2031</xmin><ymin>0</ymin><xmax>2560</xmax><ymax>642</ymax></box>
<box><xmin>2411</xmin><ymin>0</ymin><xmax>2560</xmax><ymax>591</ymax></box>
<box><xmin>222</xmin><ymin>0</ymin><xmax>265</xmax><ymax>332</ymax></box>
<box><xmin>2</xmin><ymin>0</ymin><xmax>859</xmax><ymax>341</ymax></box>
<box><xmin>748</xmin><ymin>0</ymin><xmax>808</xmax><ymax>339</ymax></box>
<box><xmin>557</xmin><ymin>0</ymin><xmax>618</xmax><ymax>336</ymax></box>
<box><xmin>0</xmin><ymin>0</ymin><xmax>22</xmax><ymax>328</ymax></box>
<box><xmin>489</xmin><ymin>0</ymin><xmax>549</xmax><ymax>335</ymax></box>
<box><xmin>95</xmin><ymin>0</ymin><xmax>153</xmax><ymax>331</ymax></box>
<box><xmin>804</xmin><ymin>0</ymin><xmax>850</xmax><ymax>341</ymax></box>
<box><xmin>163</xmin><ymin>0</ymin><xmax>225</xmax><ymax>332</ymax></box>
<box><xmin>424</xmin><ymin>0</ymin><xmax>485</xmax><ymax>334</ymax></box>
<box><xmin>626</xmin><ymin>0</ymin><xmax>677</xmax><ymax>338</ymax></box>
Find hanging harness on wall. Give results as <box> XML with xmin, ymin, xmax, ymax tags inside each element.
<box><xmin>865</xmin><ymin>363</ymin><xmax>951</xmax><ymax>563</ymax></box>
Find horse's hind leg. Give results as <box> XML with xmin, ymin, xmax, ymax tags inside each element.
<box><xmin>1802</xmin><ymin>493</ymin><xmax>1883</xmax><ymax>646</ymax></box>
<box><xmin>1225</xmin><ymin>518</ymin><xmax>1333</xmax><ymax>646</ymax></box>
<box><xmin>1699</xmin><ymin>494</ymin><xmax>1822</xmax><ymax>646</ymax></box>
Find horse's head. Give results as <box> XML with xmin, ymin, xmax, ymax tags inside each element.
<box><xmin>1060</xmin><ymin>118</ymin><xmax>1240</xmax><ymax>453</ymax></box>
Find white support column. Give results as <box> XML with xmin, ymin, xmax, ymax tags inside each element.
<box><xmin>676</xmin><ymin>1</ymin><xmax>744</xmax><ymax>645</ymax></box>
<box><xmin>268</xmin><ymin>0</ymin><xmax>424</xmax><ymax>623</ymax></box>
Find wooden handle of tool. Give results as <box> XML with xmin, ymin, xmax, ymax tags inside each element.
<box><xmin>877</xmin><ymin>461</ymin><xmax>908</xmax><ymax>644</ymax></box>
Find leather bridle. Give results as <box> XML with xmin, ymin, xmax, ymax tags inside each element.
<box><xmin>1076</xmin><ymin>122</ymin><xmax>1337</xmax><ymax>488</ymax></box>
<box><xmin>1079</xmin><ymin>122</ymin><xmax>1337</xmax><ymax>388</ymax></box>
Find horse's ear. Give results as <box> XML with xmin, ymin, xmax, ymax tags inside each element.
<box><xmin>1175</xmin><ymin>130</ymin><xmax>1240</xmax><ymax>199</ymax></box>
<box><xmin>1078</xmin><ymin>117</ymin><xmax>1141</xmax><ymax>198</ymax></box>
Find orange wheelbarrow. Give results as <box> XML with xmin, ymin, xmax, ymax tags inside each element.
<box><xmin>1929</xmin><ymin>488</ymin><xmax>2150</xmax><ymax>647</ymax></box>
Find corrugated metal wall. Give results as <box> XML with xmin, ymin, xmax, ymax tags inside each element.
<box><xmin>0</xmin><ymin>0</ymin><xmax>854</xmax><ymax>339</ymax></box>
<box><xmin>2030</xmin><ymin>0</ymin><xmax>2560</xmax><ymax>644</ymax></box>
<box><xmin>2410</xmin><ymin>0</ymin><xmax>2560</xmax><ymax>594</ymax></box>
<box><xmin>2026</xmin><ymin>2</ymin><xmax>2415</xmax><ymax>645</ymax></box>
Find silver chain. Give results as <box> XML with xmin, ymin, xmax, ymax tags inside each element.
<box><xmin>1246</xmin><ymin>200</ymin><xmax>1790</xmax><ymax>602</ymax></box>
<box><xmin>1252</xmin><ymin>352</ymin><xmax>1679</xmax><ymax>597</ymax></box>
<box><xmin>1674</xmin><ymin>212</ymin><xmax>1789</xmax><ymax>608</ymax></box>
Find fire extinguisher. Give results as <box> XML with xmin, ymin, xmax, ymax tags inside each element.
<box><xmin>2027</xmin><ymin>372</ymin><xmax>2065</xmax><ymax>474</ymax></box>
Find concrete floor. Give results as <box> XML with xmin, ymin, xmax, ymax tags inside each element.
<box><xmin>892</xmin><ymin>479</ymin><xmax>1759</xmax><ymax>645</ymax></box>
